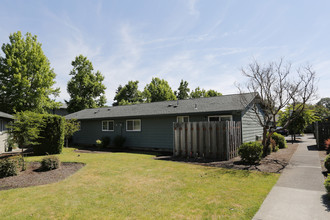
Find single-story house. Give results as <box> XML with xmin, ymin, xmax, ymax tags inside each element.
<box><xmin>52</xmin><ymin>102</ymin><xmax>68</xmax><ymax>116</ymax></box>
<box><xmin>0</xmin><ymin>111</ymin><xmax>13</xmax><ymax>153</ymax></box>
<box><xmin>65</xmin><ymin>93</ymin><xmax>264</xmax><ymax>151</ymax></box>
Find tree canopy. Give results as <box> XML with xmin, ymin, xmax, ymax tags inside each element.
<box><xmin>113</xmin><ymin>80</ymin><xmax>143</xmax><ymax>106</ymax></box>
<box><xmin>175</xmin><ymin>80</ymin><xmax>190</xmax><ymax>100</ymax></box>
<box><xmin>143</xmin><ymin>77</ymin><xmax>176</xmax><ymax>102</ymax></box>
<box><xmin>0</xmin><ymin>31</ymin><xmax>60</xmax><ymax>114</ymax></box>
<box><xmin>66</xmin><ymin>55</ymin><xmax>107</xmax><ymax>113</ymax></box>
<box><xmin>316</xmin><ymin>98</ymin><xmax>330</xmax><ymax>110</ymax></box>
<box><xmin>278</xmin><ymin>104</ymin><xmax>319</xmax><ymax>139</ymax></box>
<box><xmin>190</xmin><ymin>87</ymin><xmax>222</xmax><ymax>98</ymax></box>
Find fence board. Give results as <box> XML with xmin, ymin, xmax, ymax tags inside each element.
<box><xmin>173</xmin><ymin>121</ymin><xmax>241</xmax><ymax>160</ymax></box>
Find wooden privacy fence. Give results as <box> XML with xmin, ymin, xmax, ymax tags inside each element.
<box><xmin>315</xmin><ymin>122</ymin><xmax>330</xmax><ymax>149</ymax></box>
<box><xmin>173</xmin><ymin>121</ymin><xmax>242</xmax><ymax>160</ymax></box>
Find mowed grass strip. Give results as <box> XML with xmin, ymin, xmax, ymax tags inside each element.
<box><xmin>0</xmin><ymin>148</ymin><xmax>278</xmax><ymax>219</ymax></box>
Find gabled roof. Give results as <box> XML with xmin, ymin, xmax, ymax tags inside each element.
<box><xmin>0</xmin><ymin>111</ymin><xmax>13</xmax><ymax>119</ymax></box>
<box><xmin>65</xmin><ymin>93</ymin><xmax>257</xmax><ymax>120</ymax></box>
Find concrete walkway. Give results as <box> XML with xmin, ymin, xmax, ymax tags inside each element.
<box><xmin>253</xmin><ymin>134</ymin><xmax>330</xmax><ymax>220</ymax></box>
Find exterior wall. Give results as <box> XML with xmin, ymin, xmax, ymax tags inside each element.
<box><xmin>52</xmin><ymin>108</ymin><xmax>68</xmax><ymax>116</ymax></box>
<box><xmin>0</xmin><ymin>119</ymin><xmax>10</xmax><ymax>153</ymax></box>
<box><xmin>72</xmin><ymin>112</ymin><xmax>242</xmax><ymax>151</ymax></box>
<box><xmin>241</xmin><ymin>104</ymin><xmax>264</xmax><ymax>143</ymax></box>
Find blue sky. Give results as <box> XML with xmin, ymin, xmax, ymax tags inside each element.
<box><xmin>1</xmin><ymin>0</ymin><xmax>329</xmax><ymax>105</ymax></box>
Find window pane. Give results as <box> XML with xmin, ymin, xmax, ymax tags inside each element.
<box><xmin>209</xmin><ymin>116</ymin><xmax>220</xmax><ymax>121</ymax></box>
<box><xmin>102</xmin><ymin>121</ymin><xmax>108</xmax><ymax>130</ymax></box>
<box><xmin>127</xmin><ymin>121</ymin><xmax>133</xmax><ymax>130</ymax></box>
<box><xmin>183</xmin><ymin>117</ymin><xmax>189</xmax><ymax>122</ymax></box>
<box><xmin>109</xmin><ymin>121</ymin><xmax>114</xmax><ymax>130</ymax></box>
<box><xmin>220</xmin><ymin>117</ymin><xmax>231</xmax><ymax>122</ymax></box>
<box><xmin>133</xmin><ymin>120</ymin><xmax>141</xmax><ymax>130</ymax></box>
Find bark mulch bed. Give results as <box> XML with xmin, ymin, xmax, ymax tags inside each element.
<box><xmin>0</xmin><ymin>162</ymin><xmax>85</xmax><ymax>191</ymax></box>
<box><xmin>155</xmin><ymin>142</ymin><xmax>299</xmax><ymax>173</ymax></box>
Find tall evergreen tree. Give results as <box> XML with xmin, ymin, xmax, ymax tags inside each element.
<box><xmin>66</xmin><ymin>55</ymin><xmax>106</xmax><ymax>113</ymax></box>
<box><xmin>0</xmin><ymin>31</ymin><xmax>60</xmax><ymax>113</ymax></box>
<box><xmin>175</xmin><ymin>80</ymin><xmax>190</xmax><ymax>100</ymax></box>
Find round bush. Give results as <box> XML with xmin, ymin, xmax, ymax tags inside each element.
<box><xmin>41</xmin><ymin>156</ymin><xmax>60</xmax><ymax>171</ymax></box>
<box><xmin>101</xmin><ymin>136</ymin><xmax>111</xmax><ymax>148</ymax></box>
<box><xmin>325</xmin><ymin>154</ymin><xmax>330</xmax><ymax>172</ymax></box>
<box><xmin>272</xmin><ymin>132</ymin><xmax>287</xmax><ymax>149</ymax></box>
<box><xmin>113</xmin><ymin>135</ymin><xmax>126</xmax><ymax>148</ymax></box>
<box><xmin>325</xmin><ymin>176</ymin><xmax>330</xmax><ymax>196</ymax></box>
<box><xmin>238</xmin><ymin>141</ymin><xmax>263</xmax><ymax>164</ymax></box>
<box><xmin>0</xmin><ymin>158</ymin><xmax>18</xmax><ymax>178</ymax></box>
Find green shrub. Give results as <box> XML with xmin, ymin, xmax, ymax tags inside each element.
<box><xmin>271</xmin><ymin>132</ymin><xmax>287</xmax><ymax>149</ymax></box>
<box><xmin>41</xmin><ymin>156</ymin><xmax>60</xmax><ymax>171</ymax></box>
<box><xmin>0</xmin><ymin>158</ymin><xmax>18</xmax><ymax>178</ymax></box>
<box><xmin>238</xmin><ymin>141</ymin><xmax>263</xmax><ymax>164</ymax></box>
<box><xmin>325</xmin><ymin>176</ymin><xmax>330</xmax><ymax>196</ymax></box>
<box><xmin>34</xmin><ymin>114</ymin><xmax>65</xmax><ymax>155</ymax></box>
<box><xmin>113</xmin><ymin>135</ymin><xmax>126</xmax><ymax>148</ymax></box>
<box><xmin>101</xmin><ymin>136</ymin><xmax>111</xmax><ymax>148</ymax></box>
<box><xmin>325</xmin><ymin>155</ymin><xmax>330</xmax><ymax>172</ymax></box>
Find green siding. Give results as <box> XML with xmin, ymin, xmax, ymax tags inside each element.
<box><xmin>241</xmin><ymin>105</ymin><xmax>264</xmax><ymax>143</ymax></box>
<box><xmin>72</xmin><ymin>112</ymin><xmax>244</xmax><ymax>151</ymax></box>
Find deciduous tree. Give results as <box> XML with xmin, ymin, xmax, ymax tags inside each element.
<box><xmin>238</xmin><ymin>59</ymin><xmax>316</xmax><ymax>155</ymax></box>
<box><xmin>66</xmin><ymin>55</ymin><xmax>107</xmax><ymax>113</ymax></box>
<box><xmin>0</xmin><ymin>31</ymin><xmax>60</xmax><ymax>114</ymax></box>
<box><xmin>113</xmin><ymin>80</ymin><xmax>143</xmax><ymax>106</ymax></box>
<box><xmin>143</xmin><ymin>77</ymin><xmax>176</xmax><ymax>102</ymax></box>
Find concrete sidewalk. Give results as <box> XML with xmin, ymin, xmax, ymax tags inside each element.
<box><xmin>253</xmin><ymin>134</ymin><xmax>330</xmax><ymax>220</ymax></box>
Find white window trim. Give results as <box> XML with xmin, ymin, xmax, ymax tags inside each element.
<box><xmin>126</xmin><ymin>119</ymin><xmax>141</xmax><ymax>132</ymax></box>
<box><xmin>102</xmin><ymin>120</ymin><xmax>114</xmax><ymax>131</ymax></box>
<box><xmin>177</xmin><ymin>116</ymin><xmax>189</xmax><ymax>123</ymax></box>
<box><xmin>208</xmin><ymin>115</ymin><xmax>233</xmax><ymax>121</ymax></box>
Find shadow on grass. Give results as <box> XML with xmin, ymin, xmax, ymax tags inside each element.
<box><xmin>73</xmin><ymin>145</ymin><xmax>171</xmax><ymax>157</ymax></box>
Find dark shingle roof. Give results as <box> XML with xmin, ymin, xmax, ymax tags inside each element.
<box><xmin>65</xmin><ymin>93</ymin><xmax>256</xmax><ymax>120</ymax></box>
<box><xmin>0</xmin><ymin>111</ymin><xmax>13</xmax><ymax>119</ymax></box>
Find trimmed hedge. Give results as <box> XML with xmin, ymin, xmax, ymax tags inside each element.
<box><xmin>41</xmin><ymin>156</ymin><xmax>60</xmax><ymax>171</ymax></box>
<box><xmin>238</xmin><ymin>141</ymin><xmax>263</xmax><ymax>164</ymax></box>
<box><xmin>113</xmin><ymin>135</ymin><xmax>126</xmax><ymax>148</ymax></box>
<box><xmin>271</xmin><ymin>132</ymin><xmax>287</xmax><ymax>149</ymax></box>
<box><xmin>325</xmin><ymin>176</ymin><xmax>330</xmax><ymax>196</ymax></box>
<box><xmin>325</xmin><ymin>154</ymin><xmax>330</xmax><ymax>172</ymax></box>
<box><xmin>33</xmin><ymin>114</ymin><xmax>65</xmax><ymax>155</ymax></box>
<box><xmin>0</xmin><ymin>156</ymin><xmax>24</xmax><ymax>178</ymax></box>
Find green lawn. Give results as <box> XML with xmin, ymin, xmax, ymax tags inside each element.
<box><xmin>0</xmin><ymin>148</ymin><xmax>278</xmax><ymax>219</ymax></box>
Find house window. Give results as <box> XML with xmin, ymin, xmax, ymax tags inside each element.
<box><xmin>126</xmin><ymin>119</ymin><xmax>141</xmax><ymax>131</ymax></box>
<box><xmin>208</xmin><ymin>115</ymin><xmax>232</xmax><ymax>122</ymax></box>
<box><xmin>177</xmin><ymin>116</ymin><xmax>189</xmax><ymax>123</ymax></box>
<box><xmin>102</xmin><ymin>120</ymin><xmax>114</xmax><ymax>131</ymax></box>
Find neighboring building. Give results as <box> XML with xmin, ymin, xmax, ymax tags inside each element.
<box><xmin>66</xmin><ymin>93</ymin><xmax>264</xmax><ymax>151</ymax></box>
<box><xmin>0</xmin><ymin>111</ymin><xmax>13</xmax><ymax>153</ymax></box>
<box><xmin>52</xmin><ymin>103</ymin><xmax>68</xmax><ymax>116</ymax></box>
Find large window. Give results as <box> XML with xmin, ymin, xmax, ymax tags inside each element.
<box><xmin>126</xmin><ymin>119</ymin><xmax>141</xmax><ymax>131</ymax></box>
<box><xmin>208</xmin><ymin>115</ymin><xmax>232</xmax><ymax>122</ymax></box>
<box><xmin>102</xmin><ymin>120</ymin><xmax>114</xmax><ymax>131</ymax></box>
<box><xmin>177</xmin><ymin>116</ymin><xmax>189</xmax><ymax>123</ymax></box>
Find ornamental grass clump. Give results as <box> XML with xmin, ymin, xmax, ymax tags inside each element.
<box><xmin>41</xmin><ymin>156</ymin><xmax>60</xmax><ymax>171</ymax></box>
<box><xmin>238</xmin><ymin>141</ymin><xmax>263</xmax><ymax>164</ymax></box>
<box><xmin>325</xmin><ymin>176</ymin><xmax>330</xmax><ymax>196</ymax></box>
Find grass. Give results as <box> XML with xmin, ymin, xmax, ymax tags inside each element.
<box><xmin>0</xmin><ymin>148</ymin><xmax>279</xmax><ymax>219</ymax></box>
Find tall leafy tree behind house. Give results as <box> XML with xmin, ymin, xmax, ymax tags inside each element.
<box><xmin>190</xmin><ymin>87</ymin><xmax>222</xmax><ymax>98</ymax></box>
<box><xmin>316</xmin><ymin>98</ymin><xmax>330</xmax><ymax>111</ymax></box>
<box><xmin>175</xmin><ymin>80</ymin><xmax>190</xmax><ymax>100</ymax></box>
<box><xmin>278</xmin><ymin>104</ymin><xmax>319</xmax><ymax>140</ymax></box>
<box><xmin>0</xmin><ymin>31</ymin><xmax>60</xmax><ymax>114</ymax></box>
<box><xmin>113</xmin><ymin>80</ymin><xmax>143</xmax><ymax>106</ymax></box>
<box><xmin>66</xmin><ymin>55</ymin><xmax>107</xmax><ymax>113</ymax></box>
<box><xmin>143</xmin><ymin>77</ymin><xmax>176</xmax><ymax>102</ymax></box>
